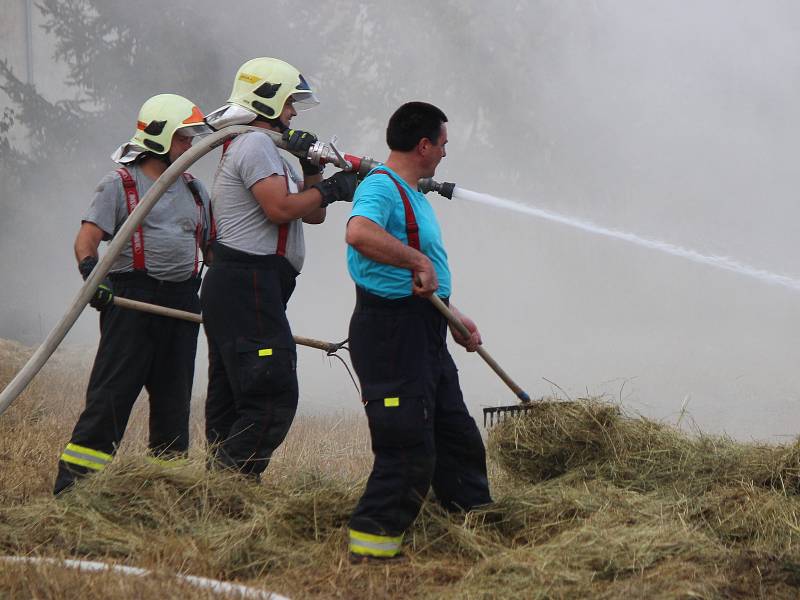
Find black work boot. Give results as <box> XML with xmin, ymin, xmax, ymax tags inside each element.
<box><xmin>53</xmin><ymin>461</ymin><xmax>91</xmax><ymax>496</ymax></box>
<box><xmin>348</xmin><ymin>553</ymin><xmax>409</xmax><ymax>565</ymax></box>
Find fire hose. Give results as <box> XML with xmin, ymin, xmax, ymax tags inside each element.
<box><xmin>0</xmin><ymin>123</ymin><xmax>474</xmax><ymax>417</ymax></box>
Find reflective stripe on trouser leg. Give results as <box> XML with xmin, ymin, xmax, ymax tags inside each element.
<box><xmin>146</xmin><ymin>455</ymin><xmax>189</xmax><ymax>468</ymax></box>
<box><xmin>59</xmin><ymin>443</ymin><xmax>113</xmax><ymax>471</ymax></box>
<box><xmin>349</xmin><ymin>529</ymin><xmax>403</xmax><ymax>557</ymax></box>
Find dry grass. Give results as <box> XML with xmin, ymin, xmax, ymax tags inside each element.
<box><xmin>3</xmin><ymin>339</ymin><xmax>800</xmax><ymax>598</ymax></box>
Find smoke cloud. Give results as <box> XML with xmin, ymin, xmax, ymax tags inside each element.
<box><xmin>2</xmin><ymin>1</ymin><xmax>799</xmax><ymax>440</ymax></box>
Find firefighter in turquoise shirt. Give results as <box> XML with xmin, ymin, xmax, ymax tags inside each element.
<box><xmin>345</xmin><ymin>101</ymin><xmax>492</xmax><ymax>563</ymax></box>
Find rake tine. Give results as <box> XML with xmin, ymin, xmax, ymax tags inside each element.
<box><xmin>483</xmin><ymin>401</ymin><xmax>540</xmax><ymax>429</ymax></box>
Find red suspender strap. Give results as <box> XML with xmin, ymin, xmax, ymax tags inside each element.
<box><xmin>276</xmin><ymin>166</ymin><xmax>291</xmax><ymax>256</ymax></box>
<box><xmin>212</xmin><ymin>138</ymin><xmax>235</xmax><ymax>246</ymax></box>
<box><xmin>221</xmin><ymin>135</ymin><xmax>289</xmax><ymax>257</ymax></box>
<box><xmin>117</xmin><ymin>167</ymin><xmax>146</xmax><ymax>271</ymax></box>
<box><xmin>182</xmin><ymin>173</ymin><xmax>205</xmax><ymax>276</ymax></box>
<box><xmin>276</xmin><ymin>223</ymin><xmax>289</xmax><ymax>256</ymax></box>
<box><xmin>208</xmin><ymin>203</ymin><xmax>217</xmax><ymax>244</ymax></box>
<box><xmin>372</xmin><ymin>169</ymin><xmax>420</xmax><ymax>251</ymax></box>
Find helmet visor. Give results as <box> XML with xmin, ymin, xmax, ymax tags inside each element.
<box><xmin>176</xmin><ymin>123</ymin><xmax>213</xmax><ymax>138</ymax></box>
<box><xmin>291</xmin><ymin>91</ymin><xmax>320</xmax><ymax>110</ymax></box>
<box><xmin>291</xmin><ymin>74</ymin><xmax>319</xmax><ymax>110</ymax></box>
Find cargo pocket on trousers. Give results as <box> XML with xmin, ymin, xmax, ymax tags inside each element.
<box><xmin>235</xmin><ymin>336</ymin><xmax>296</xmax><ymax>395</ymax></box>
<box><xmin>363</xmin><ymin>392</ymin><xmax>428</xmax><ymax>449</ymax></box>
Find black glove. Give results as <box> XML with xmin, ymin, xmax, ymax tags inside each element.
<box><xmin>282</xmin><ymin>128</ymin><xmax>323</xmax><ymax>176</ymax></box>
<box><xmin>312</xmin><ymin>171</ymin><xmax>358</xmax><ymax>207</ymax></box>
<box><xmin>78</xmin><ymin>256</ymin><xmax>114</xmax><ymax>311</ymax></box>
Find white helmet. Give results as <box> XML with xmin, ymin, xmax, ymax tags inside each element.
<box><xmin>112</xmin><ymin>94</ymin><xmax>211</xmax><ymax>164</ymax></box>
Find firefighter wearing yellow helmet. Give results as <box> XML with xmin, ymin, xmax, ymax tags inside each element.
<box><xmin>114</xmin><ymin>93</ymin><xmax>211</xmax><ymax>163</ymax></box>
<box><xmin>230</xmin><ymin>57</ymin><xmax>317</xmax><ymax>124</ymax></box>
<box><xmin>201</xmin><ymin>58</ymin><xmax>357</xmax><ymax>479</ymax></box>
<box><xmin>54</xmin><ymin>94</ymin><xmax>213</xmax><ymax>494</ymax></box>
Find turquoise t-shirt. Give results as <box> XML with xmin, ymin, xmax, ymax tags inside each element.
<box><xmin>347</xmin><ymin>166</ymin><xmax>452</xmax><ymax>299</ymax></box>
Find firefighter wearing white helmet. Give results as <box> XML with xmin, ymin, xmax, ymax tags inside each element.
<box><xmin>201</xmin><ymin>57</ymin><xmax>357</xmax><ymax>478</ymax></box>
<box><xmin>54</xmin><ymin>94</ymin><xmax>213</xmax><ymax>494</ymax></box>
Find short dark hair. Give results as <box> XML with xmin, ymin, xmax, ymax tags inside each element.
<box><xmin>386</xmin><ymin>102</ymin><xmax>448</xmax><ymax>151</ymax></box>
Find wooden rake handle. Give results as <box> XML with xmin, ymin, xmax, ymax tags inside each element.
<box><xmin>427</xmin><ymin>294</ymin><xmax>530</xmax><ymax>403</ymax></box>
<box><xmin>113</xmin><ymin>297</ymin><xmax>343</xmax><ymax>354</ymax></box>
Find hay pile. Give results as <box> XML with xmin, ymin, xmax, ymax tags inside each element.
<box><xmin>3</xmin><ymin>393</ymin><xmax>800</xmax><ymax>597</ymax></box>
<box><xmin>484</xmin><ymin>399</ymin><xmax>800</xmax><ymax>597</ymax></box>
<box><xmin>0</xmin><ymin>459</ymin><xmax>488</xmax><ymax>598</ymax></box>
<box><xmin>0</xmin><ymin>460</ymin><xmax>357</xmax><ymax>578</ymax></box>
<box><xmin>490</xmin><ymin>399</ymin><xmax>800</xmax><ymax>494</ymax></box>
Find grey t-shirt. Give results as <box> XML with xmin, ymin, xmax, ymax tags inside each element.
<box><xmin>211</xmin><ymin>130</ymin><xmax>305</xmax><ymax>272</ymax></box>
<box><xmin>83</xmin><ymin>165</ymin><xmax>211</xmax><ymax>282</ymax></box>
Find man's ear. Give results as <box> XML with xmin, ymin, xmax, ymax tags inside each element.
<box><xmin>417</xmin><ymin>137</ymin><xmax>431</xmax><ymax>156</ymax></box>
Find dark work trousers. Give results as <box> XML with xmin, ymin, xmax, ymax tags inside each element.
<box><xmin>201</xmin><ymin>242</ymin><xmax>299</xmax><ymax>478</ymax></box>
<box><xmin>54</xmin><ymin>272</ymin><xmax>201</xmax><ymax>494</ymax></box>
<box><xmin>348</xmin><ymin>287</ymin><xmax>492</xmax><ymax>538</ymax></box>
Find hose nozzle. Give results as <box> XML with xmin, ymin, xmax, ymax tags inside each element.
<box><xmin>418</xmin><ymin>178</ymin><xmax>456</xmax><ymax>199</ymax></box>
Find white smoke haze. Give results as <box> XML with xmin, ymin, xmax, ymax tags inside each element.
<box><xmin>2</xmin><ymin>0</ymin><xmax>799</xmax><ymax>439</ymax></box>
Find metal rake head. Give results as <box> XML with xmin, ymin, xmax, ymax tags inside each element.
<box><xmin>483</xmin><ymin>403</ymin><xmax>537</xmax><ymax>428</ymax></box>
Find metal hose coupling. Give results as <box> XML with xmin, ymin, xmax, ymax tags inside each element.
<box><xmin>305</xmin><ymin>141</ymin><xmax>379</xmax><ymax>179</ymax></box>
<box><xmin>418</xmin><ymin>178</ymin><xmax>456</xmax><ymax>199</ymax></box>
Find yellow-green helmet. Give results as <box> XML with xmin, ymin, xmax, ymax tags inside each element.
<box><xmin>130</xmin><ymin>93</ymin><xmax>210</xmax><ymax>154</ymax></box>
<box><xmin>226</xmin><ymin>57</ymin><xmax>318</xmax><ymax>120</ymax></box>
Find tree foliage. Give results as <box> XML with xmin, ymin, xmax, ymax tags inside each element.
<box><xmin>0</xmin><ymin>0</ymin><xmax>222</xmax><ymax>189</ymax></box>
<box><xmin>0</xmin><ymin>0</ymin><xmax>224</xmax><ymax>341</ymax></box>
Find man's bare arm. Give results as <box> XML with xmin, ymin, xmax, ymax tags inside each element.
<box><xmin>74</xmin><ymin>222</ymin><xmax>106</xmax><ymax>264</ymax></box>
<box><xmin>300</xmin><ymin>171</ymin><xmax>326</xmax><ymax>224</ymax></box>
<box><xmin>346</xmin><ymin>216</ymin><xmax>438</xmax><ymax>297</ymax></box>
<box><xmin>250</xmin><ymin>174</ymin><xmax>324</xmax><ymax>224</ymax></box>
<box><xmin>448</xmin><ymin>304</ymin><xmax>483</xmax><ymax>352</ymax></box>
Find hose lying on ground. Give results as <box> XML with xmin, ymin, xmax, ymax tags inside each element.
<box><xmin>1</xmin><ymin>555</ymin><xmax>289</xmax><ymax>600</ymax></box>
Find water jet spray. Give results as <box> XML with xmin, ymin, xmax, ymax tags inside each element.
<box><xmin>453</xmin><ymin>186</ymin><xmax>800</xmax><ymax>293</ymax></box>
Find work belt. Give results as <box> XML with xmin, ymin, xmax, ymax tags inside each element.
<box><xmin>109</xmin><ymin>271</ymin><xmax>201</xmax><ymax>292</ymax></box>
<box><xmin>210</xmin><ymin>242</ymin><xmax>299</xmax><ymax>275</ymax></box>
<box><xmin>354</xmin><ymin>287</ymin><xmax>451</xmax><ymax>351</ymax></box>
<box><xmin>354</xmin><ymin>286</ymin><xmax>449</xmax><ymax>313</ymax></box>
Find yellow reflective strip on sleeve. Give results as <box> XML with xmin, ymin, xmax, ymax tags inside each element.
<box><xmin>384</xmin><ymin>397</ymin><xmax>400</xmax><ymax>408</ymax></box>
<box><xmin>258</xmin><ymin>348</ymin><xmax>273</xmax><ymax>357</ymax></box>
